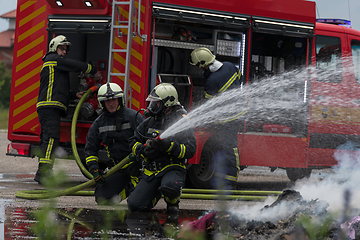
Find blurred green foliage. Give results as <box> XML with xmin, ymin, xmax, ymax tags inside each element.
<box><xmin>0</xmin><ymin>108</ymin><xmax>8</xmax><ymax>129</ymax></box>
<box><xmin>0</xmin><ymin>61</ymin><xmax>11</xmax><ymax>109</ymax></box>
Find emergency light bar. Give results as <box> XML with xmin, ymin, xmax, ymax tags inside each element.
<box><xmin>316</xmin><ymin>19</ymin><xmax>351</xmax><ymax>28</ymax></box>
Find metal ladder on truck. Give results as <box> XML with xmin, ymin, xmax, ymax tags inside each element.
<box><xmin>107</xmin><ymin>0</ymin><xmax>136</xmax><ymax>106</ymax></box>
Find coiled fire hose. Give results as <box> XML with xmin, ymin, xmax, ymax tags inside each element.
<box><xmin>15</xmin><ymin>87</ymin><xmax>282</xmax><ymax>200</ymax></box>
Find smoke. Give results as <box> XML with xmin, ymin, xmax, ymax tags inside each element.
<box><xmin>230</xmin><ymin>141</ymin><xmax>360</xmax><ymax>223</ymax></box>
<box><xmin>294</xmin><ymin>141</ymin><xmax>360</xmax><ymax>212</ymax></box>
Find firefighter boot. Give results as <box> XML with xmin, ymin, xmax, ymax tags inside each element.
<box><xmin>159</xmin><ymin>185</ymin><xmax>180</xmax><ymax>214</ymax></box>
<box><xmin>34</xmin><ymin>163</ymin><xmax>53</xmax><ymax>185</ymax></box>
<box><xmin>167</xmin><ymin>201</ymin><xmax>179</xmax><ymax>214</ymax></box>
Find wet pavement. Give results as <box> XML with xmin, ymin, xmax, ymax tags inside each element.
<box><xmin>1</xmin><ymin>131</ymin><xmax>336</xmax><ymax>239</ymax></box>
<box><xmin>0</xmin><ymin>169</ymin><xmax>292</xmax><ymax>239</ymax></box>
<box><xmin>1</xmin><ymin>204</ymin><xmax>206</xmax><ymax>239</ymax></box>
<box><xmin>0</xmin><ymin>167</ymin><xmax>289</xmax><ymax>239</ymax></box>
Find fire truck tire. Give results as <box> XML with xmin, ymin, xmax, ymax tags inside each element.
<box><xmin>186</xmin><ymin>139</ymin><xmax>216</xmax><ymax>189</ymax></box>
<box><xmin>285</xmin><ymin>168</ymin><xmax>312</xmax><ymax>182</ymax></box>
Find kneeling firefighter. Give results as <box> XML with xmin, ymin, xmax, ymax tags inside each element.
<box><xmin>84</xmin><ymin>82</ymin><xmax>145</xmax><ymax>204</ymax></box>
<box><xmin>127</xmin><ymin>83</ymin><xmax>196</xmax><ymax>213</ymax></box>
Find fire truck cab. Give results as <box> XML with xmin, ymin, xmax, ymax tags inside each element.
<box><xmin>7</xmin><ymin>0</ymin><xmax>360</xmax><ymax>188</ymax></box>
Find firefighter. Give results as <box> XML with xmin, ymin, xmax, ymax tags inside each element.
<box><xmin>35</xmin><ymin>35</ymin><xmax>102</xmax><ymax>184</ymax></box>
<box><xmin>189</xmin><ymin>47</ymin><xmax>242</xmax><ymax>189</ymax></box>
<box><xmin>84</xmin><ymin>82</ymin><xmax>145</xmax><ymax>204</ymax></box>
<box><xmin>127</xmin><ymin>83</ymin><xmax>196</xmax><ymax>214</ymax></box>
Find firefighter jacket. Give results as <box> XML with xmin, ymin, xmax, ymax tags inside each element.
<box><xmin>85</xmin><ymin>106</ymin><xmax>145</xmax><ymax>172</ymax></box>
<box><xmin>203</xmin><ymin>61</ymin><xmax>246</xmax><ymax>124</ymax></box>
<box><xmin>203</xmin><ymin>61</ymin><xmax>241</xmax><ymax>99</ymax></box>
<box><xmin>129</xmin><ymin>105</ymin><xmax>196</xmax><ymax>180</ymax></box>
<box><xmin>36</xmin><ymin>52</ymin><xmax>97</xmax><ymax>113</ymax></box>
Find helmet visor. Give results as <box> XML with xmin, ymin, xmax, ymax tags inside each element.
<box><xmin>146</xmin><ymin>95</ymin><xmax>161</xmax><ymax>102</ymax></box>
<box><xmin>146</xmin><ymin>88</ymin><xmax>162</xmax><ymax>102</ymax></box>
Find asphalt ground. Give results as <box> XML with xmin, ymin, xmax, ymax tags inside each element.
<box><xmin>0</xmin><ymin>130</ymin><xmax>341</xmax><ymax>239</ymax></box>
<box><xmin>1</xmin><ymin>130</ymin><xmax>331</xmax><ymax>211</ymax></box>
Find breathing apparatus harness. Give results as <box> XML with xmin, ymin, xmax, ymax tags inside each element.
<box><xmin>135</xmin><ymin>108</ymin><xmax>162</xmax><ymax>141</ymax></box>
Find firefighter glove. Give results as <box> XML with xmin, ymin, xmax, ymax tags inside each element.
<box><xmin>134</xmin><ymin>143</ymin><xmax>147</xmax><ymax>161</ymax></box>
<box><xmin>143</xmin><ymin>147</ymin><xmax>161</xmax><ymax>159</ymax></box>
<box><xmin>91</xmin><ymin>169</ymin><xmax>106</xmax><ymax>184</ymax></box>
<box><xmin>128</xmin><ymin>153</ymin><xmax>137</xmax><ymax>162</ymax></box>
<box><xmin>151</xmin><ymin>138</ymin><xmax>173</xmax><ymax>152</ymax></box>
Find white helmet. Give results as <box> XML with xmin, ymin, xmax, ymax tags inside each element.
<box><xmin>49</xmin><ymin>35</ymin><xmax>71</xmax><ymax>53</ymax></box>
<box><xmin>97</xmin><ymin>82</ymin><xmax>124</xmax><ymax>109</ymax></box>
<box><xmin>189</xmin><ymin>47</ymin><xmax>215</xmax><ymax>68</ymax></box>
<box><xmin>145</xmin><ymin>83</ymin><xmax>180</xmax><ymax>116</ymax></box>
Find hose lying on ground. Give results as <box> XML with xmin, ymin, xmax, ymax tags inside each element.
<box><xmin>15</xmin><ymin>155</ymin><xmax>131</xmax><ymax>200</ymax></box>
<box><xmin>16</xmin><ymin>157</ymin><xmax>281</xmax><ymax>200</ymax></box>
<box><xmin>68</xmin><ymin>189</ymin><xmax>281</xmax><ymax>201</ymax></box>
<box><xmin>181</xmin><ymin>188</ymin><xmax>282</xmax><ymax>196</ymax></box>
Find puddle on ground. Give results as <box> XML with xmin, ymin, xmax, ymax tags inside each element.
<box><xmin>1</xmin><ymin>203</ymin><xmax>206</xmax><ymax>239</ymax></box>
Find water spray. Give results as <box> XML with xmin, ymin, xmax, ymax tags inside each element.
<box><xmin>158</xmin><ymin>67</ymin><xmax>314</xmax><ymax>139</ymax></box>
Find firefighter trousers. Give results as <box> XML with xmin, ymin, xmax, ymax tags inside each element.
<box><xmin>37</xmin><ymin>108</ymin><xmax>62</xmax><ymax>167</ymax></box>
<box><xmin>94</xmin><ymin>167</ymin><xmax>134</xmax><ymax>204</ymax></box>
<box><xmin>127</xmin><ymin>169</ymin><xmax>186</xmax><ymax>212</ymax></box>
<box><xmin>211</xmin><ymin>121</ymin><xmax>240</xmax><ymax>188</ymax></box>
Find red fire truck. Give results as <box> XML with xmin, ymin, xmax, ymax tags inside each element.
<box><xmin>7</xmin><ymin>0</ymin><xmax>360</xmax><ymax>188</ymax></box>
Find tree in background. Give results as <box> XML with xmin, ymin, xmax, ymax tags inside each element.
<box><xmin>0</xmin><ymin>61</ymin><xmax>11</xmax><ymax>109</ymax></box>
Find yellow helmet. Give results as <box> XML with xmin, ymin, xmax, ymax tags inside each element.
<box><xmin>49</xmin><ymin>35</ymin><xmax>71</xmax><ymax>52</ymax></box>
<box><xmin>97</xmin><ymin>82</ymin><xmax>125</xmax><ymax>109</ymax></box>
<box><xmin>146</xmin><ymin>83</ymin><xmax>180</xmax><ymax>107</ymax></box>
<box><xmin>189</xmin><ymin>47</ymin><xmax>215</xmax><ymax>68</ymax></box>
<box><xmin>145</xmin><ymin>83</ymin><xmax>180</xmax><ymax>116</ymax></box>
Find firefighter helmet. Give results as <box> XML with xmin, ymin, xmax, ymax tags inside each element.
<box><xmin>189</xmin><ymin>47</ymin><xmax>216</xmax><ymax>68</ymax></box>
<box><xmin>49</xmin><ymin>35</ymin><xmax>71</xmax><ymax>53</ymax></box>
<box><xmin>145</xmin><ymin>83</ymin><xmax>180</xmax><ymax>116</ymax></box>
<box><xmin>97</xmin><ymin>82</ymin><xmax>125</xmax><ymax>109</ymax></box>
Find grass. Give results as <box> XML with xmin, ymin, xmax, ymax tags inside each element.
<box><xmin>0</xmin><ymin>108</ymin><xmax>9</xmax><ymax>130</ymax></box>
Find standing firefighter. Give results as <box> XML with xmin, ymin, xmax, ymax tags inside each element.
<box><xmin>84</xmin><ymin>82</ymin><xmax>145</xmax><ymax>204</ymax></box>
<box><xmin>35</xmin><ymin>35</ymin><xmax>102</xmax><ymax>184</ymax></box>
<box><xmin>190</xmin><ymin>47</ymin><xmax>242</xmax><ymax>189</ymax></box>
<box><xmin>127</xmin><ymin>83</ymin><xmax>196</xmax><ymax>214</ymax></box>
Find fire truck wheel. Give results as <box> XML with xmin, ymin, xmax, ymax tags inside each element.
<box><xmin>186</xmin><ymin>139</ymin><xmax>216</xmax><ymax>189</ymax></box>
<box><xmin>285</xmin><ymin>168</ymin><xmax>312</xmax><ymax>182</ymax></box>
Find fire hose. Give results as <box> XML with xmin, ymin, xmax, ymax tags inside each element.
<box><xmin>15</xmin><ymin>147</ymin><xmax>282</xmax><ymax>201</ymax></box>
<box><xmin>15</xmin><ymin>88</ymin><xmax>282</xmax><ymax>200</ymax></box>
<box><xmin>16</xmin><ymin>152</ymin><xmax>281</xmax><ymax>199</ymax></box>
<box><xmin>15</xmin><ymin>147</ymin><xmax>281</xmax><ymax>199</ymax></box>
<box><xmin>71</xmin><ymin>86</ymin><xmax>98</xmax><ymax>180</ymax></box>
<box><xmin>15</xmin><ymin>155</ymin><xmax>132</xmax><ymax>199</ymax></box>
